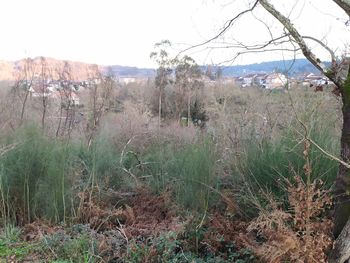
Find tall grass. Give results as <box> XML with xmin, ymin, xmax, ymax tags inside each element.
<box><xmin>0</xmin><ymin>125</ymin><xmax>219</xmax><ymax>225</ymax></box>
<box><xmin>78</xmin><ymin>135</ymin><xmax>123</xmax><ymax>191</ymax></box>
<box><xmin>142</xmin><ymin>139</ymin><xmax>218</xmax><ymax>212</ymax></box>
<box><xmin>236</xmin><ymin>113</ymin><xmax>339</xmax><ymax>215</ymax></box>
<box><xmin>0</xmin><ymin>87</ymin><xmax>342</xmax><ymax>226</ymax></box>
<box><xmin>0</xmin><ymin>127</ymin><xmax>80</xmax><ymax>224</ymax></box>
<box><xmin>0</xmin><ymin>126</ymin><xmax>127</xmax><ymax>226</ymax></box>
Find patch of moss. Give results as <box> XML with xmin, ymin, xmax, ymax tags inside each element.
<box><xmin>0</xmin><ymin>240</ymin><xmax>40</xmax><ymax>262</ymax></box>
<box><xmin>324</xmin><ymin>68</ymin><xmax>335</xmax><ymax>80</ymax></box>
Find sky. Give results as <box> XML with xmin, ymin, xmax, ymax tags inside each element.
<box><xmin>0</xmin><ymin>0</ymin><xmax>349</xmax><ymax>68</ymax></box>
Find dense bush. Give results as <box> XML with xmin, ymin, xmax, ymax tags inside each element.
<box><xmin>0</xmin><ymin>126</ymin><xmax>127</xmax><ymax>225</ymax></box>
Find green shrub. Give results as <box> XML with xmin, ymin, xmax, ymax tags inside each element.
<box><xmin>0</xmin><ymin>225</ymin><xmax>39</xmax><ymax>261</ymax></box>
<box><xmin>0</xmin><ymin>126</ymin><xmax>129</xmax><ymax>225</ymax></box>
<box><xmin>236</xmin><ymin>116</ymin><xmax>339</xmax><ymax>215</ymax></box>
<box><xmin>42</xmin><ymin>231</ymin><xmax>98</xmax><ymax>262</ymax></box>
<box><xmin>125</xmin><ymin>231</ymin><xmax>256</xmax><ymax>263</ymax></box>
<box><xmin>142</xmin><ymin>139</ymin><xmax>218</xmax><ymax>212</ymax></box>
<box><xmin>0</xmin><ymin>126</ymin><xmax>81</xmax><ymax>224</ymax></box>
<box><xmin>78</xmin><ymin>135</ymin><xmax>124</xmax><ymax>191</ymax></box>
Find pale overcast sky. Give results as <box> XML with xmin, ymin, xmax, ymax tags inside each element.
<box><xmin>0</xmin><ymin>0</ymin><xmax>349</xmax><ymax>67</ymax></box>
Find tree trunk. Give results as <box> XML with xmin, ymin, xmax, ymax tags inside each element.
<box><xmin>20</xmin><ymin>90</ymin><xmax>29</xmax><ymax>126</ymax></box>
<box><xmin>158</xmin><ymin>89</ymin><xmax>162</xmax><ymax>130</ymax></box>
<box><xmin>333</xmin><ymin>58</ymin><xmax>350</xmax><ymax>234</ymax></box>
<box><xmin>330</xmin><ymin>218</ymin><xmax>350</xmax><ymax>263</ymax></box>
<box><xmin>330</xmin><ymin>61</ymin><xmax>350</xmax><ymax>261</ymax></box>
<box><xmin>334</xmin><ymin>98</ymin><xmax>350</xmax><ymax>237</ymax></box>
<box><xmin>187</xmin><ymin>94</ymin><xmax>191</xmax><ymax>127</ymax></box>
<box><xmin>41</xmin><ymin>97</ymin><xmax>47</xmax><ymax>132</ymax></box>
<box><xmin>56</xmin><ymin>103</ymin><xmax>63</xmax><ymax>137</ymax></box>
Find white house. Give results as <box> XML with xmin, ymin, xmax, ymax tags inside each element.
<box><xmin>239</xmin><ymin>73</ymin><xmax>268</xmax><ymax>88</ymax></box>
<box><xmin>304</xmin><ymin>73</ymin><xmax>329</xmax><ymax>86</ymax></box>
<box><xmin>118</xmin><ymin>77</ymin><xmax>137</xmax><ymax>85</ymax></box>
<box><xmin>262</xmin><ymin>73</ymin><xmax>288</xmax><ymax>89</ymax></box>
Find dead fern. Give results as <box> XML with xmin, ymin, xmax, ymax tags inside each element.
<box><xmin>76</xmin><ymin>190</ymin><xmax>132</xmax><ymax>231</ymax></box>
<box><xmin>246</xmin><ymin>124</ymin><xmax>334</xmax><ymax>262</ymax></box>
<box><xmin>247</xmin><ymin>175</ymin><xmax>333</xmax><ymax>262</ymax></box>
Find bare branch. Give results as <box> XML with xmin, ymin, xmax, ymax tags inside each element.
<box><xmin>308</xmin><ymin>138</ymin><xmax>350</xmax><ymax>169</ymax></box>
<box><xmin>177</xmin><ymin>0</ymin><xmax>259</xmax><ymax>56</ymax></box>
<box><xmin>302</xmin><ymin>36</ymin><xmax>336</xmax><ymax>63</ymax></box>
<box><xmin>218</xmin><ymin>47</ymin><xmax>300</xmax><ymax>65</ymax></box>
<box><xmin>120</xmin><ymin>136</ymin><xmax>140</xmax><ymax>186</ymax></box>
<box><xmin>209</xmin><ymin>34</ymin><xmax>290</xmax><ymax>50</ymax></box>
<box><xmin>258</xmin><ymin>0</ymin><xmax>341</xmax><ymax>88</ymax></box>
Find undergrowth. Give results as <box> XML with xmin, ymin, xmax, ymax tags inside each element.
<box><xmin>0</xmin><ymin>88</ymin><xmax>341</xmax><ymax>262</ymax></box>
<box><xmin>246</xmin><ymin>176</ymin><xmax>333</xmax><ymax>262</ymax></box>
<box><xmin>235</xmin><ymin>112</ymin><xmax>338</xmax><ymax>217</ymax></box>
<box><xmin>142</xmin><ymin>139</ymin><xmax>218</xmax><ymax>212</ymax></box>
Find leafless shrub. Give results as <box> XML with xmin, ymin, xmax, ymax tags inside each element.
<box><xmin>55</xmin><ymin>61</ymin><xmax>78</xmax><ymax>139</ymax></box>
<box><xmin>85</xmin><ymin>65</ymin><xmax>115</xmax><ymax>149</ymax></box>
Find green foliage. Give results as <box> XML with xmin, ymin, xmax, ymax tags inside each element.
<box><xmin>125</xmin><ymin>231</ymin><xmax>255</xmax><ymax>263</ymax></box>
<box><xmin>174</xmin><ymin>55</ymin><xmax>206</xmax><ymax>124</ymax></box>
<box><xmin>175</xmin><ymin>55</ymin><xmax>202</xmax><ymax>85</ymax></box>
<box><xmin>237</xmin><ymin>116</ymin><xmax>339</xmax><ymax>215</ymax></box>
<box><xmin>0</xmin><ymin>240</ymin><xmax>38</xmax><ymax>261</ymax></box>
<box><xmin>143</xmin><ymin>140</ymin><xmax>218</xmax><ymax>212</ymax></box>
<box><xmin>0</xmin><ymin>225</ymin><xmax>39</xmax><ymax>261</ymax></box>
<box><xmin>2</xmin><ymin>224</ymin><xmax>22</xmax><ymax>243</ymax></box>
<box><xmin>188</xmin><ymin>99</ymin><xmax>208</xmax><ymax>126</ymax></box>
<box><xmin>0</xmin><ymin>125</ymin><xmax>217</xmax><ymax>224</ymax></box>
<box><xmin>0</xmin><ymin>80</ymin><xmax>342</xmax><ymax>262</ymax></box>
<box><xmin>125</xmin><ymin>232</ymin><xmax>188</xmax><ymax>263</ymax></box>
<box><xmin>79</xmin><ymin>134</ymin><xmax>124</xmax><ymax>191</ymax></box>
<box><xmin>42</xmin><ymin>231</ymin><xmax>98</xmax><ymax>263</ymax></box>
<box><xmin>0</xmin><ymin>126</ymin><xmax>81</xmax><ymax>224</ymax></box>
<box><xmin>150</xmin><ymin>40</ymin><xmax>173</xmax><ymax>91</ymax></box>
<box><xmin>0</xmin><ymin>126</ymin><xmax>126</xmax><ymax>225</ymax></box>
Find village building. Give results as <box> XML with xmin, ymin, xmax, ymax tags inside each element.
<box><xmin>238</xmin><ymin>72</ymin><xmax>289</xmax><ymax>89</ymax></box>
<box><xmin>261</xmin><ymin>72</ymin><xmax>289</xmax><ymax>89</ymax></box>
<box><xmin>28</xmin><ymin>81</ymin><xmax>80</xmax><ymax>105</ymax></box>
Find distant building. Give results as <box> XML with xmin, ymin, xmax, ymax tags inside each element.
<box><xmin>241</xmin><ymin>73</ymin><xmax>257</xmax><ymax>87</ymax></box>
<box><xmin>29</xmin><ymin>83</ymin><xmax>55</xmax><ymax>98</ymax></box>
<box><xmin>118</xmin><ymin>77</ymin><xmax>137</xmax><ymax>85</ymax></box>
<box><xmin>261</xmin><ymin>73</ymin><xmax>288</xmax><ymax>89</ymax></box>
<box><xmin>252</xmin><ymin>73</ymin><xmax>267</xmax><ymax>86</ymax></box>
<box><xmin>304</xmin><ymin>73</ymin><xmax>329</xmax><ymax>86</ymax></box>
<box><xmin>28</xmin><ymin>81</ymin><xmax>80</xmax><ymax>105</ymax></box>
<box><xmin>237</xmin><ymin>72</ymin><xmax>288</xmax><ymax>89</ymax></box>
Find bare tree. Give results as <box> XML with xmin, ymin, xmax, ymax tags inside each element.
<box><xmin>38</xmin><ymin>56</ymin><xmax>51</xmax><ymax>131</ymax></box>
<box><xmin>150</xmin><ymin>40</ymin><xmax>173</xmax><ymax>129</ymax></box>
<box><xmin>20</xmin><ymin>58</ymin><xmax>36</xmax><ymax>126</ymax></box>
<box><xmin>174</xmin><ymin>55</ymin><xmax>203</xmax><ymax>125</ymax></box>
<box><xmin>85</xmin><ymin>65</ymin><xmax>115</xmax><ymax>149</ymax></box>
<box><xmin>183</xmin><ymin>0</ymin><xmax>350</xmax><ymax>261</ymax></box>
<box><xmin>55</xmin><ymin>61</ymin><xmax>78</xmax><ymax>139</ymax></box>
<box><xmin>9</xmin><ymin>58</ymin><xmax>37</xmax><ymax>128</ymax></box>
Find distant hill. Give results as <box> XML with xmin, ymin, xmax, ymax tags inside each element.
<box><xmin>0</xmin><ymin>57</ymin><xmax>155</xmax><ymax>81</ymax></box>
<box><xmin>219</xmin><ymin>59</ymin><xmax>328</xmax><ymax>77</ymax></box>
<box><xmin>107</xmin><ymin>65</ymin><xmax>155</xmax><ymax>78</ymax></box>
<box><xmin>0</xmin><ymin>57</ymin><xmax>327</xmax><ymax>82</ymax></box>
<box><xmin>0</xmin><ymin>57</ymin><xmax>103</xmax><ymax>81</ymax></box>
<box><xmin>75</xmin><ymin>59</ymin><xmax>324</xmax><ymax>78</ymax></box>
